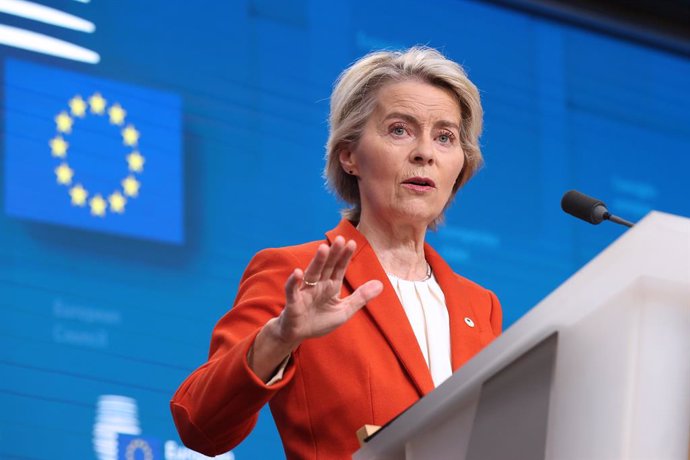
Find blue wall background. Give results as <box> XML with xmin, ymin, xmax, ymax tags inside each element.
<box><xmin>1</xmin><ymin>0</ymin><xmax>689</xmax><ymax>459</ymax></box>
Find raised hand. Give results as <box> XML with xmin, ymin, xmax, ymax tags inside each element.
<box><xmin>276</xmin><ymin>236</ymin><xmax>384</xmax><ymax>344</ymax></box>
<box><xmin>248</xmin><ymin>236</ymin><xmax>383</xmax><ymax>381</ymax></box>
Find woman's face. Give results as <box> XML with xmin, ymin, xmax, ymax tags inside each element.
<box><xmin>341</xmin><ymin>79</ymin><xmax>465</xmax><ymax>227</ymax></box>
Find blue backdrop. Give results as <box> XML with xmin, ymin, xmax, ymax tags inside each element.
<box><xmin>1</xmin><ymin>1</ymin><xmax>689</xmax><ymax>459</ymax></box>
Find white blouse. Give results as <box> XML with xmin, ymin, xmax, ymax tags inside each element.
<box><xmin>387</xmin><ymin>271</ymin><xmax>452</xmax><ymax>388</ymax></box>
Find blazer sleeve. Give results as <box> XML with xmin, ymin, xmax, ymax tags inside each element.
<box><xmin>170</xmin><ymin>247</ymin><xmax>301</xmax><ymax>456</ymax></box>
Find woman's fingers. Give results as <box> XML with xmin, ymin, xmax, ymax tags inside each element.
<box><xmin>320</xmin><ymin>236</ymin><xmax>346</xmax><ymax>279</ymax></box>
<box><xmin>283</xmin><ymin>269</ymin><xmax>383</xmax><ymax>341</ymax></box>
<box><xmin>284</xmin><ymin>236</ymin><xmax>382</xmax><ymax>343</ymax></box>
<box><xmin>343</xmin><ymin>280</ymin><xmax>383</xmax><ymax>316</ymax></box>
<box><xmin>330</xmin><ymin>239</ymin><xmax>356</xmax><ymax>281</ymax></box>
<box><xmin>285</xmin><ymin>268</ymin><xmax>303</xmax><ymax>304</ymax></box>
<box><xmin>301</xmin><ymin>243</ymin><xmax>329</xmax><ymax>287</ymax></box>
<box><xmin>302</xmin><ymin>236</ymin><xmax>353</xmax><ymax>286</ymax></box>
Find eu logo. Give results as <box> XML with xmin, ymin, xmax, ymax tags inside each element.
<box><xmin>117</xmin><ymin>434</ymin><xmax>162</xmax><ymax>460</ymax></box>
<box><xmin>4</xmin><ymin>59</ymin><xmax>184</xmax><ymax>244</ymax></box>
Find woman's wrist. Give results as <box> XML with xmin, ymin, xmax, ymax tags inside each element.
<box><xmin>247</xmin><ymin>317</ymin><xmax>300</xmax><ymax>382</ymax></box>
<box><xmin>264</xmin><ymin>316</ymin><xmax>301</xmax><ymax>354</ymax></box>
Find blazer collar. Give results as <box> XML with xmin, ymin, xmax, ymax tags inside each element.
<box><xmin>326</xmin><ymin>219</ymin><xmax>473</xmax><ymax>396</ymax></box>
<box><xmin>423</xmin><ymin>243</ymin><xmax>481</xmax><ymax>372</ymax></box>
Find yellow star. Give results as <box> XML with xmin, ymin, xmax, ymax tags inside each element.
<box><xmin>69</xmin><ymin>95</ymin><xmax>87</xmax><ymax>118</ymax></box>
<box><xmin>55</xmin><ymin>111</ymin><xmax>73</xmax><ymax>133</ymax></box>
<box><xmin>121</xmin><ymin>175</ymin><xmax>140</xmax><ymax>197</ymax></box>
<box><xmin>122</xmin><ymin>124</ymin><xmax>140</xmax><ymax>146</ymax></box>
<box><xmin>55</xmin><ymin>163</ymin><xmax>74</xmax><ymax>185</ymax></box>
<box><xmin>126</xmin><ymin>151</ymin><xmax>145</xmax><ymax>173</ymax></box>
<box><xmin>89</xmin><ymin>92</ymin><xmax>107</xmax><ymax>115</ymax></box>
<box><xmin>89</xmin><ymin>194</ymin><xmax>107</xmax><ymax>217</ymax></box>
<box><xmin>108</xmin><ymin>103</ymin><xmax>126</xmax><ymax>125</ymax></box>
<box><xmin>49</xmin><ymin>136</ymin><xmax>68</xmax><ymax>158</ymax></box>
<box><xmin>69</xmin><ymin>184</ymin><xmax>88</xmax><ymax>206</ymax></box>
<box><xmin>108</xmin><ymin>191</ymin><xmax>127</xmax><ymax>213</ymax></box>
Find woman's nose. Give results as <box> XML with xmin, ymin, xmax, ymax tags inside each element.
<box><xmin>411</xmin><ymin>134</ymin><xmax>434</xmax><ymax>165</ymax></box>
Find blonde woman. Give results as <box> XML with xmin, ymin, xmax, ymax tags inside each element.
<box><xmin>171</xmin><ymin>46</ymin><xmax>502</xmax><ymax>459</ymax></box>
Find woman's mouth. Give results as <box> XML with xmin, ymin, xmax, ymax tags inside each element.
<box><xmin>401</xmin><ymin>177</ymin><xmax>436</xmax><ymax>192</ymax></box>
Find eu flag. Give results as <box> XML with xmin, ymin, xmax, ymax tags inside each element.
<box><xmin>117</xmin><ymin>434</ymin><xmax>162</xmax><ymax>460</ymax></box>
<box><xmin>4</xmin><ymin>59</ymin><xmax>183</xmax><ymax>244</ymax></box>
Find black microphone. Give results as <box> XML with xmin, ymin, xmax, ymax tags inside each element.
<box><xmin>561</xmin><ymin>190</ymin><xmax>634</xmax><ymax>228</ymax></box>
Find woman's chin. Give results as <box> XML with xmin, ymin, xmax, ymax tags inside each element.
<box><xmin>390</xmin><ymin>207</ymin><xmax>441</xmax><ymax>227</ymax></box>
<box><xmin>361</xmin><ymin>201</ymin><xmax>443</xmax><ymax>228</ymax></box>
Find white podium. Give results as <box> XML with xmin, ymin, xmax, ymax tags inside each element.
<box><xmin>355</xmin><ymin>211</ymin><xmax>690</xmax><ymax>460</ymax></box>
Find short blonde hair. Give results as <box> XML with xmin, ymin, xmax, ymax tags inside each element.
<box><xmin>324</xmin><ymin>46</ymin><xmax>484</xmax><ymax>225</ymax></box>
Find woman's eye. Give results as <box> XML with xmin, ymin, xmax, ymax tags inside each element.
<box><xmin>392</xmin><ymin>126</ymin><xmax>406</xmax><ymax>136</ymax></box>
<box><xmin>438</xmin><ymin>131</ymin><xmax>455</xmax><ymax>144</ymax></box>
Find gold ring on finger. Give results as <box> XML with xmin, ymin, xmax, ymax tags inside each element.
<box><xmin>303</xmin><ymin>279</ymin><xmax>318</xmax><ymax>287</ymax></box>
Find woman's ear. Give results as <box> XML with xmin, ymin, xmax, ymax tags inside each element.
<box><xmin>339</xmin><ymin>146</ymin><xmax>357</xmax><ymax>176</ymax></box>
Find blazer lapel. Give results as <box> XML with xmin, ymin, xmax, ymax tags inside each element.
<box><xmin>424</xmin><ymin>244</ymin><xmax>481</xmax><ymax>371</ymax></box>
<box><xmin>326</xmin><ymin>220</ymin><xmax>435</xmax><ymax>396</ymax></box>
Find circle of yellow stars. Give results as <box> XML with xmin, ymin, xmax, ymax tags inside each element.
<box><xmin>49</xmin><ymin>92</ymin><xmax>145</xmax><ymax>217</ymax></box>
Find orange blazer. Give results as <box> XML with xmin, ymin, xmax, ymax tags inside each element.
<box><xmin>171</xmin><ymin>219</ymin><xmax>502</xmax><ymax>459</ymax></box>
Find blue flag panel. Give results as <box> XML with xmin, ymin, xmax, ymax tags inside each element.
<box><xmin>4</xmin><ymin>59</ymin><xmax>184</xmax><ymax>244</ymax></box>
